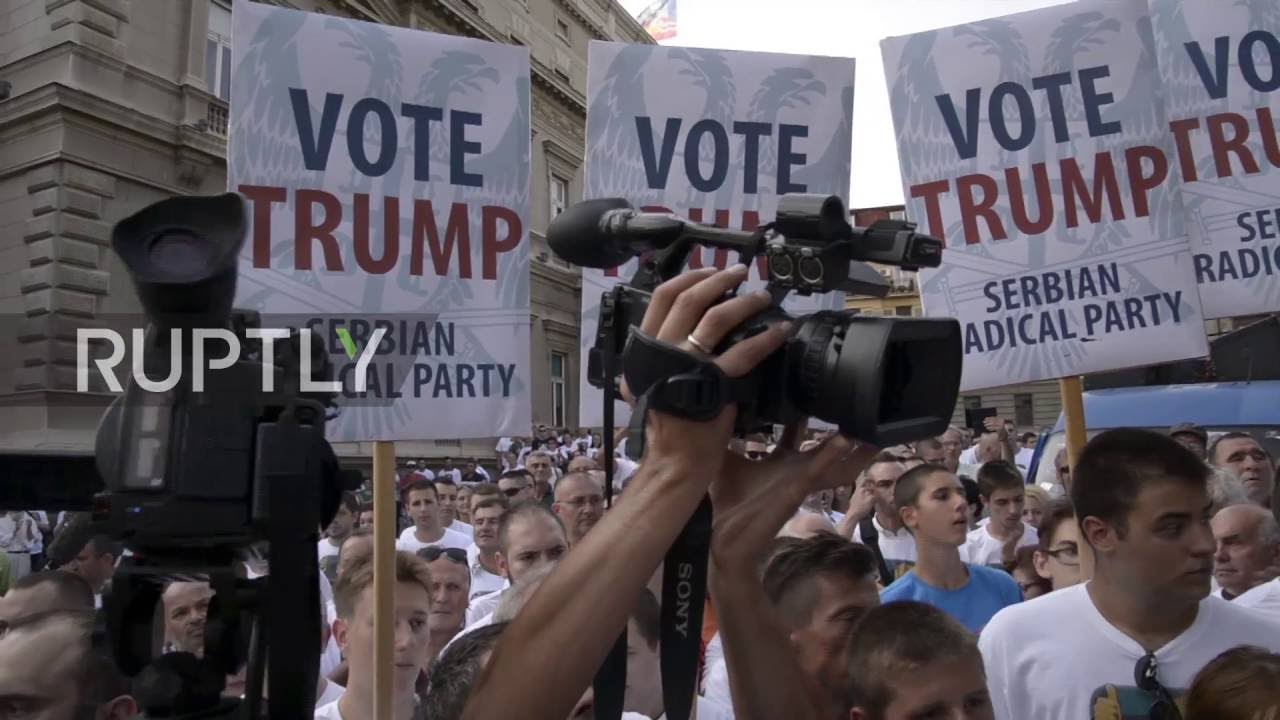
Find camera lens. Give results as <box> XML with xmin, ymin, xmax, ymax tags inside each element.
<box><xmin>149</xmin><ymin>230</ymin><xmax>213</xmax><ymax>281</ymax></box>
<box><xmin>785</xmin><ymin>312</ymin><xmax>961</xmax><ymax>446</ymax></box>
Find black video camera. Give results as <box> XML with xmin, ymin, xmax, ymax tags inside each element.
<box><xmin>2</xmin><ymin>193</ymin><xmax>360</xmax><ymax>720</ymax></box>
<box><xmin>549</xmin><ymin>193</ymin><xmax>962</xmax><ymax>447</ymax></box>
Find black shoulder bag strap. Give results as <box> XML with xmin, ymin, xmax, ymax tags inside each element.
<box><xmin>859</xmin><ymin>515</ymin><xmax>894</xmax><ymax>586</ymax></box>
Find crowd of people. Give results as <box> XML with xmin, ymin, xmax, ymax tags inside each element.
<box><xmin>2</xmin><ymin>266</ymin><xmax>1280</xmax><ymax>719</ymax></box>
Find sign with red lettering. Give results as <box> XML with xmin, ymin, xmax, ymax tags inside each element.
<box><xmin>881</xmin><ymin>0</ymin><xmax>1209</xmax><ymax>391</ymax></box>
<box><xmin>1152</xmin><ymin>0</ymin><xmax>1280</xmax><ymax>319</ymax></box>
<box><xmin>578</xmin><ymin>41</ymin><xmax>855</xmax><ymax>426</ymax></box>
<box><xmin>228</xmin><ymin>2</ymin><xmax>531</xmax><ymax>440</ymax></box>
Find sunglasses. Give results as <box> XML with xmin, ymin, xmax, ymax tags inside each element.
<box><xmin>418</xmin><ymin>546</ymin><xmax>468</xmax><ymax>564</ymax></box>
<box><xmin>1134</xmin><ymin>653</ymin><xmax>1182</xmax><ymax>720</ymax></box>
<box><xmin>746</xmin><ymin>451</ymin><xmax>767</xmax><ymax>460</ymax></box>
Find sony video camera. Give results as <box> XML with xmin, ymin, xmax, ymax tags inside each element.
<box><xmin>548</xmin><ymin>194</ymin><xmax>962</xmax><ymax>447</ymax></box>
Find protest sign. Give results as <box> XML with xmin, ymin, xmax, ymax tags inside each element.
<box><xmin>228</xmin><ymin>2</ymin><xmax>531</xmax><ymax>441</ymax></box>
<box><xmin>881</xmin><ymin>0</ymin><xmax>1209</xmax><ymax>392</ymax></box>
<box><xmin>1151</xmin><ymin>0</ymin><xmax>1280</xmax><ymax>319</ymax></box>
<box><xmin>580</xmin><ymin>41</ymin><xmax>855</xmax><ymax>426</ymax></box>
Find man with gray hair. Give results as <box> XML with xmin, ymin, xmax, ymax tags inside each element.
<box><xmin>1211</xmin><ymin>503</ymin><xmax>1280</xmax><ymax>600</ymax></box>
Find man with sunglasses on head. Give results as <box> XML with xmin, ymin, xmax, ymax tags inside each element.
<box><xmin>419</xmin><ymin>545</ymin><xmax>471</xmax><ymax>664</ymax></box>
<box><xmin>980</xmin><ymin>429</ymin><xmax>1280</xmax><ymax>720</ymax></box>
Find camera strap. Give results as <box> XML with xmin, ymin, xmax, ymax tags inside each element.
<box><xmin>622</xmin><ymin>329</ymin><xmax>757</xmax><ymax>421</ymax></box>
<box><xmin>660</xmin><ymin>495</ymin><xmax>713</xmax><ymax>720</ymax></box>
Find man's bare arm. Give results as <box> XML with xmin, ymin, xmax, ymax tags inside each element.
<box><xmin>462</xmin><ymin>265</ymin><xmax>789</xmax><ymax>720</ymax></box>
<box><xmin>709</xmin><ymin>428</ymin><xmax>874</xmax><ymax>720</ymax></box>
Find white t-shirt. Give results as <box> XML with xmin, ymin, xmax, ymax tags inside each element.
<box><xmin>851</xmin><ymin>513</ymin><xmax>919</xmax><ymax>582</ymax></box>
<box><xmin>468</xmin><ymin>549</ymin><xmax>507</xmax><ymax>600</ymax></box>
<box><xmin>395</xmin><ymin>526</ymin><xmax>471</xmax><ymax>554</ymax></box>
<box><xmin>962</xmin><ymin>524</ymin><xmax>1039</xmax><ymax>568</ymax></box>
<box><xmin>960</xmin><ymin>447</ymin><xmax>978</xmax><ymax>465</ymax></box>
<box><xmin>438</xmin><ymin>468</ymin><xmax>463</xmax><ymax>483</ymax></box>
<box><xmin>980</xmin><ymin>583</ymin><xmax>1280</xmax><ymax>720</ymax></box>
<box><xmin>314</xmin><ymin>699</ymin><xmax>344</xmax><ymax>720</ymax></box>
<box><xmin>496</xmin><ymin>437</ymin><xmax>513</xmax><ymax>453</ymax></box>
<box><xmin>702</xmin><ymin>658</ymin><xmax>733</xmax><ymax>716</ymax></box>
<box><xmin>956</xmin><ymin>462</ymin><xmax>981</xmax><ymax>480</ymax></box>
<box><xmin>466</xmin><ymin>586</ymin><xmax>507</xmax><ymax>627</ymax></box>
<box><xmin>317</xmin><ymin>538</ymin><xmax>342</xmax><ymax>562</ymax></box>
<box><xmin>1236</xmin><ymin>578</ymin><xmax>1280</xmax><ymax>615</ymax></box>
<box><xmin>316</xmin><ymin>680</ymin><xmax>345</xmax><ymax>708</ymax></box>
<box><xmin>659</xmin><ymin>697</ymin><xmax>733</xmax><ymax>720</ymax></box>
<box><xmin>448</xmin><ymin>520</ymin><xmax>475</xmax><ymax>538</ymax></box>
<box><xmin>1014</xmin><ymin>447</ymin><xmax>1034</xmax><ymax>476</ymax></box>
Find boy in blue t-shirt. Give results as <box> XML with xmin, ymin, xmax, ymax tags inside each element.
<box><xmin>880</xmin><ymin>465</ymin><xmax>1022</xmax><ymax>633</ymax></box>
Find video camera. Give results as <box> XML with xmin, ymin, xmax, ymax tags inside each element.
<box><xmin>548</xmin><ymin>193</ymin><xmax>962</xmax><ymax>447</ymax></box>
<box><xmin>2</xmin><ymin>193</ymin><xmax>360</xmax><ymax>719</ymax></box>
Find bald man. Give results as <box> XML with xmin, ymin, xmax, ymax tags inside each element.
<box><xmin>778</xmin><ymin>512</ymin><xmax>838</xmax><ymax>539</ymax></box>
<box><xmin>1212</xmin><ymin>504</ymin><xmax>1280</xmax><ymax>600</ymax></box>
<box><xmin>553</xmin><ymin>471</ymin><xmax>605</xmax><ymax>546</ymax></box>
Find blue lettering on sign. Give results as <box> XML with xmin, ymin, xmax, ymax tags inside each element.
<box><xmin>1186</xmin><ymin>31</ymin><xmax>1280</xmax><ymax>100</ymax></box>
<box><xmin>287</xmin><ymin>89</ymin><xmax>484</xmax><ymax>185</ymax></box>
<box><xmin>684</xmin><ymin>119</ymin><xmax>729</xmax><ymax>192</ymax></box>
<box><xmin>632</xmin><ymin>117</ymin><xmax>810</xmax><ymax>194</ymax></box>
<box><xmin>934</xmin><ymin>66</ymin><xmax>1122</xmax><ymax>159</ymax></box>
<box><xmin>347</xmin><ymin>98</ymin><xmax>397</xmax><ymax>176</ymax></box>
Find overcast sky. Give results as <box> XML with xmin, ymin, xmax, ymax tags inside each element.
<box><xmin>623</xmin><ymin>0</ymin><xmax>1075</xmax><ymax>209</ymax></box>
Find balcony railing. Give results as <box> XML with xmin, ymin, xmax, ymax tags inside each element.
<box><xmin>207</xmin><ymin>100</ymin><xmax>229</xmax><ymax>137</ymax></box>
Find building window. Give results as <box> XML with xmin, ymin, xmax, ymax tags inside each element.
<box><xmin>550</xmin><ymin>352</ymin><xmax>567</xmax><ymax>427</ymax></box>
<box><xmin>895</xmin><ymin>306</ymin><xmax>912</xmax><ymax>317</ymax></box>
<box><xmin>205</xmin><ymin>1</ymin><xmax>232</xmax><ymax>101</ymax></box>
<box><xmin>889</xmin><ymin>209</ymin><xmax>906</xmax><ymax>221</ymax></box>
<box><xmin>556</xmin><ymin>17</ymin><xmax>571</xmax><ymax>42</ymax></box>
<box><xmin>550</xmin><ymin>174</ymin><xmax>568</xmax><ymax>220</ymax></box>
<box><xmin>1014</xmin><ymin>393</ymin><xmax>1034</xmax><ymax>427</ymax></box>
<box><xmin>962</xmin><ymin>396</ymin><xmax>982</xmax><ymax>411</ymax></box>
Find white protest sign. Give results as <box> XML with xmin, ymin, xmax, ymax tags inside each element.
<box><xmin>1151</xmin><ymin>0</ymin><xmax>1280</xmax><ymax>318</ymax></box>
<box><xmin>881</xmin><ymin>0</ymin><xmax>1209</xmax><ymax>392</ymax></box>
<box><xmin>580</xmin><ymin>41</ymin><xmax>855</xmax><ymax>426</ymax></box>
<box><xmin>228</xmin><ymin>2</ymin><xmax>531</xmax><ymax>441</ymax></box>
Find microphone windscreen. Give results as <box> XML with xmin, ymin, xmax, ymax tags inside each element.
<box><xmin>547</xmin><ymin>198</ymin><xmax>635</xmax><ymax>268</ymax></box>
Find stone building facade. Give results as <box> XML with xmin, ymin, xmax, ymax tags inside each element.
<box><xmin>0</xmin><ymin>0</ymin><xmax>652</xmax><ymax>462</ymax></box>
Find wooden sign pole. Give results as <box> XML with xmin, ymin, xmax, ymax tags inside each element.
<box><xmin>1057</xmin><ymin>376</ymin><xmax>1093</xmax><ymax>580</ymax></box>
<box><xmin>372</xmin><ymin>441</ymin><xmax>397</xmax><ymax>720</ymax></box>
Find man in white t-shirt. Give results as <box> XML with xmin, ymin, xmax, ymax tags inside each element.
<box><xmin>316</xmin><ymin>550</ymin><xmax>432</xmax><ymax>720</ymax></box>
<box><xmin>437</xmin><ymin>457</ymin><xmax>464</xmax><ymax>484</ymax></box>
<box><xmin>553</xmin><ymin>471</ymin><xmax>605</xmax><ymax>546</ymax></box>
<box><xmin>395</xmin><ymin>479</ymin><xmax>470</xmax><ymax>554</ymax></box>
<box><xmin>1210</xmin><ymin>432</ymin><xmax>1276</xmax><ymax>509</ymax></box>
<box><xmin>846</xmin><ymin>453</ymin><xmax>917</xmax><ymax>583</ymax></box>
<box><xmin>1210</xmin><ymin>503</ymin><xmax>1279</xmax><ymax>600</ymax></box>
<box><xmin>466</xmin><ymin>495</ymin><xmax>508</xmax><ymax>600</ymax></box>
<box><xmin>433</xmin><ymin>479</ymin><xmax>473</xmax><ymax>538</ymax></box>
<box><xmin>318</xmin><ymin>493</ymin><xmax>358</xmax><ymax>566</ymax></box>
<box><xmin>963</xmin><ymin>461</ymin><xmax>1038</xmax><ymax>568</ymax></box>
<box><xmin>420</xmin><ymin>546</ymin><xmax>471</xmax><ymax>663</ymax></box>
<box><xmin>979</xmin><ymin>428</ymin><xmax>1280</xmax><ymax>720</ymax></box>
<box><xmin>459</xmin><ymin>503</ymin><xmax>567</xmax><ymax>631</ymax></box>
